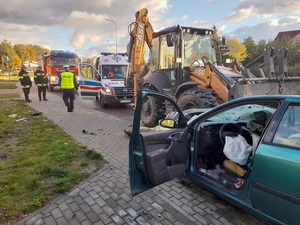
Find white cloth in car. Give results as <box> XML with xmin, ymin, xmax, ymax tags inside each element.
<box><xmin>223</xmin><ymin>135</ymin><xmax>253</xmax><ymax>165</ymax></box>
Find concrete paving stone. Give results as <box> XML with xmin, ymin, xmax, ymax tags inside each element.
<box><xmin>86</xmin><ymin>211</ymin><xmax>100</xmax><ymax>223</ymax></box>
<box><xmin>151</xmin><ymin>203</ymin><xmax>163</xmax><ymax>212</ymax></box>
<box><xmin>33</xmin><ymin>219</ymin><xmax>44</xmax><ymax>225</ymax></box>
<box><xmin>168</xmin><ymin>190</ymin><xmax>183</xmax><ymax>200</ymax></box>
<box><xmin>91</xmin><ymin>204</ymin><xmax>104</xmax><ymax>215</ymax></box>
<box><xmin>218</xmin><ymin>216</ymin><xmax>235</xmax><ymax>225</ymax></box>
<box><xmin>60</xmin><ymin>208</ymin><xmax>74</xmax><ymax>221</ymax></box>
<box><xmin>95</xmin><ymin>197</ymin><xmax>106</xmax><ymax>207</ymax></box>
<box><xmin>51</xmin><ymin>208</ymin><xmax>63</xmax><ymax>220</ymax></box>
<box><xmin>102</xmin><ymin>205</ymin><xmax>115</xmax><ymax>216</ymax></box>
<box><xmin>116</xmin><ymin>199</ymin><xmax>130</xmax><ymax>209</ymax></box>
<box><xmin>106</xmin><ymin>197</ymin><xmax>119</xmax><ymax>208</ymax></box>
<box><xmin>128</xmin><ymin>200</ymin><xmax>142</xmax><ymax>211</ymax></box>
<box><xmin>110</xmin><ymin>214</ymin><xmax>124</xmax><ymax>225</ymax></box>
<box><xmin>68</xmin><ymin>201</ymin><xmax>80</xmax><ymax>213</ymax></box>
<box><xmin>43</xmin><ymin>215</ymin><xmax>57</xmax><ymax>225</ymax></box>
<box><xmin>87</xmin><ymin>190</ymin><xmax>100</xmax><ymax>199</ymax></box>
<box><xmin>97</xmin><ymin>212</ymin><xmax>113</xmax><ymax>224</ymax></box>
<box><xmin>168</xmin><ymin>197</ymin><xmax>183</xmax><ymax>207</ymax></box>
<box><xmin>23</xmin><ymin>214</ymin><xmax>44</xmax><ymax>225</ymax></box>
<box><xmin>73</xmin><ymin>210</ymin><xmax>87</xmax><ymax>222</ymax></box>
<box><xmin>174</xmin><ymin>211</ymin><xmax>195</xmax><ymax>225</ymax></box>
<box><xmin>74</xmin><ymin>196</ymin><xmax>85</xmax><ymax>206</ymax></box>
<box><xmin>79</xmin><ymin>202</ymin><xmax>92</xmax><ymax>213</ymax></box>
<box><xmin>84</xmin><ymin>196</ymin><xmax>96</xmax><ymax>206</ymax></box>
<box><xmin>160</xmin><ymin>219</ymin><xmax>174</xmax><ymax>225</ymax></box>
<box><xmin>65</xmin><ymin>218</ymin><xmax>80</xmax><ymax>225</ymax></box>
<box><xmin>139</xmin><ymin>200</ymin><xmax>153</xmax><ymax>211</ymax></box>
<box><xmin>55</xmin><ymin>216</ymin><xmax>69</xmax><ymax>225</ymax></box>
<box><xmin>80</xmin><ymin>220</ymin><xmax>93</xmax><ymax>225</ymax></box>
<box><xmin>110</xmin><ymin>192</ymin><xmax>120</xmax><ymax>200</ymax></box>
<box><xmin>99</xmin><ymin>191</ymin><xmax>110</xmax><ymax>200</ymax></box>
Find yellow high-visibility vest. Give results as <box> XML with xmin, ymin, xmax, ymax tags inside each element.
<box><xmin>60</xmin><ymin>72</ymin><xmax>75</xmax><ymax>89</ymax></box>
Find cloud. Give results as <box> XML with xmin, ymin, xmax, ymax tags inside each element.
<box><xmin>227</xmin><ymin>16</ymin><xmax>300</xmax><ymax>42</ymax></box>
<box><xmin>223</xmin><ymin>0</ymin><xmax>300</xmax><ymax>23</ymax></box>
<box><xmin>0</xmin><ymin>0</ymin><xmax>173</xmax><ymax>56</ymax></box>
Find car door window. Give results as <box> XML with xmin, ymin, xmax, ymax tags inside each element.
<box><xmin>273</xmin><ymin>104</ymin><xmax>300</xmax><ymax>148</ymax></box>
<box><xmin>79</xmin><ymin>64</ymin><xmax>94</xmax><ymax>79</ymax></box>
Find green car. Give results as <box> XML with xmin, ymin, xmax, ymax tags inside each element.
<box><xmin>129</xmin><ymin>91</ymin><xmax>300</xmax><ymax>225</ymax></box>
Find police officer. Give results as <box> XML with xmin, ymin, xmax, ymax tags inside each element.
<box><xmin>34</xmin><ymin>66</ymin><xmax>48</xmax><ymax>101</ymax></box>
<box><xmin>19</xmin><ymin>65</ymin><xmax>32</xmax><ymax>103</ymax></box>
<box><xmin>59</xmin><ymin>65</ymin><xmax>78</xmax><ymax>112</ymax></box>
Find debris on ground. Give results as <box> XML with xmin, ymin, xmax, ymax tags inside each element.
<box><xmin>82</xmin><ymin>129</ymin><xmax>96</xmax><ymax>135</ymax></box>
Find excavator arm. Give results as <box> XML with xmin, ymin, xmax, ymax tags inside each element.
<box><xmin>126</xmin><ymin>8</ymin><xmax>155</xmax><ymax>98</ymax></box>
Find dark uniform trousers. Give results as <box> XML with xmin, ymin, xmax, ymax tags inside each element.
<box><xmin>62</xmin><ymin>89</ymin><xmax>75</xmax><ymax>111</ymax></box>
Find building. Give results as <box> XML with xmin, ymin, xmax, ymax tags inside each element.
<box><xmin>274</xmin><ymin>30</ymin><xmax>300</xmax><ymax>45</ymax></box>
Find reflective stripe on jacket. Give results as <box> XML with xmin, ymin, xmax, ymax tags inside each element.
<box><xmin>60</xmin><ymin>72</ymin><xmax>75</xmax><ymax>89</ymax></box>
<box><xmin>19</xmin><ymin>70</ymin><xmax>32</xmax><ymax>89</ymax></box>
<box><xmin>34</xmin><ymin>70</ymin><xmax>48</xmax><ymax>87</ymax></box>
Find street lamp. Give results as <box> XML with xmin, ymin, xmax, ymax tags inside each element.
<box><xmin>105</xmin><ymin>18</ymin><xmax>118</xmax><ymax>54</ymax></box>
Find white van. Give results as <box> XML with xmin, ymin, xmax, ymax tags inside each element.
<box><xmin>78</xmin><ymin>53</ymin><xmax>134</xmax><ymax>108</ymax></box>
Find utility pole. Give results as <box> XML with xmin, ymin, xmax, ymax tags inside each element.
<box><xmin>105</xmin><ymin>18</ymin><xmax>118</xmax><ymax>54</ymax></box>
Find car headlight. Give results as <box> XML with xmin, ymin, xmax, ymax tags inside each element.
<box><xmin>105</xmin><ymin>87</ymin><xmax>111</xmax><ymax>93</ymax></box>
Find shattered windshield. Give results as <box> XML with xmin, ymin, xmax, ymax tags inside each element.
<box><xmin>184</xmin><ymin>33</ymin><xmax>216</xmax><ymax>67</ymax></box>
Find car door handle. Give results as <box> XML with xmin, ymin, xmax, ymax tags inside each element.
<box><xmin>167</xmin><ymin>133</ymin><xmax>181</xmax><ymax>142</ymax></box>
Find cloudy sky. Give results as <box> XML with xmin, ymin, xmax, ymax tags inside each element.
<box><xmin>0</xmin><ymin>0</ymin><xmax>299</xmax><ymax>58</ymax></box>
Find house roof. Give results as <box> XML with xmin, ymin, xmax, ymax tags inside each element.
<box><xmin>274</xmin><ymin>30</ymin><xmax>300</xmax><ymax>41</ymax></box>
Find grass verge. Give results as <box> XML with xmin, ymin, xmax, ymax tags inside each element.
<box><xmin>0</xmin><ymin>94</ymin><xmax>21</xmax><ymax>99</ymax></box>
<box><xmin>0</xmin><ymin>83</ymin><xmax>17</xmax><ymax>89</ymax></box>
<box><xmin>0</xmin><ymin>99</ymin><xmax>107</xmax><ymax>224</ymax></box>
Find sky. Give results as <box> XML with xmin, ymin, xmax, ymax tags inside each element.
<box><xmin>0</xmin><ymin>0</ymin><xmax>299</xmax><ymax>59</ymax></box>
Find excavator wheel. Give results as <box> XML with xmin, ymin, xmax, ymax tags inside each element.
<box><xmin>141</xmin><ymin>86</ymin><xmax>165</xmax><ymax>127</ymax></box>
<box><xmin>176</xmin><ymin>88</ymin><xmax>217</xmax><ymax>111</ymax></box>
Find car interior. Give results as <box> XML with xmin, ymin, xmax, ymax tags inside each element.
<box><xmin>194</xmin><ymin>107</ymin><xmax>275</xmax><ymax>189</ymax></box>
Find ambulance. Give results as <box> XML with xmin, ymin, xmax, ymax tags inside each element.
<box><xmin>78</xmin><ymin>53</ymin><xmax>134</xmax><ymax>107</ymax></box>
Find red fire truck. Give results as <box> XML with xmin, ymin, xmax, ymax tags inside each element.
<box><xmin>40</xmin><ymin>50</ymin><xmax>80</xmax><ymax>91</ymax></box>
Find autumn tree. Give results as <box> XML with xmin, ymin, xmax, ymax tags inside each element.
<box><xmin>226</xmin><ymin>37</ymin><xmax>248</xmax><ymax>62</ymax></box>
<box><xmin>0</xmin><ymin>40</ymin><xmax>17</xmax><ymax>69</ymax></box>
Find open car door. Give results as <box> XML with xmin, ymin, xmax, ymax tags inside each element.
<box><xmin>129</xmin><ymin>91</ymin><xmax>189</xmax><ymax>196</ymax></box>
<box><xmin>78</xmin><ymin>63</ymin><xmax>102</xmax><ymax>99</ymax></box>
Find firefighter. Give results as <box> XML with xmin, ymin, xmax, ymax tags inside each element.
<box><xmin>19</xmin><ymin>65</ymin><xmax>32</xmax><ymax>103</ymax></box>
<box><xmin>59</xmin><ymin>65</ymin><xmax>78</xmax><ymax>112</ymax></box>
<box><xmin>34</xmin><ymin>66</ymin><xmax>48</xmax><ymax>101</ymax></box>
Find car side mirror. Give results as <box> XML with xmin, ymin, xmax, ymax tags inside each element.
<box><xmin>160</xmin><ymin>119</ymin><xmax>175</xmax><ymax>128</ymax></box>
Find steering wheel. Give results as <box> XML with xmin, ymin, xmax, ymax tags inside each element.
<box><xmin>219</xmin><ymin>123</ymin><xmax>243</xmax><ymax>145</ymax></box>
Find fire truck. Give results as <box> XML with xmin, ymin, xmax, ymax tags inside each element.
<box><xmin>78</xmin><ymin>52</ymin><xmax>134</xmax><ymax>108</ymax></box>
<box><xmin>40</xmin><ymin>50</ymin><xmax>80</xmax><ymax>91</ymax></box>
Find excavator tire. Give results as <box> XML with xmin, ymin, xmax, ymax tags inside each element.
<box><xmin>141</xmin><ymin>86</ymin><xmax>165</xmax><ymax>127</ymax></box>
<box><xmin>176</xmin><ymin>88</ymin><xmax>217</xmax><ymax>111</ymax></box>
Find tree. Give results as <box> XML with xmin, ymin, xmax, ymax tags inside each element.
<box><xmin>14</xmin><ymin>44</ymin><xmax>29</xmax><ymax>64</ymax></box>
<box><xmin>0</xmin><ymin>40</ymin><xmax>16</xmax><ymax>70</ymax></box>
<box><xmin>243</xmin><ymin>37</ymin><xmax>256</xmax><ymax>65</ymax></box>
<box><xmin>227</xmin><ymin>38</ymin><xmax>248</xmax><ymax>62</ymax></box>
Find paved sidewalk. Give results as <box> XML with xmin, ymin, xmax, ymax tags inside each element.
<box><xmin>4</xmin><ymin>84</ymin><xmax>268</xmax><ymax>225</ymax></box>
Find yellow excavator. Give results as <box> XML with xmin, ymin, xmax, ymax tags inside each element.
<box><xmin>126</xmin><ymin>8</ymin><xmax>300</xmax><ymax>127</ymax></box>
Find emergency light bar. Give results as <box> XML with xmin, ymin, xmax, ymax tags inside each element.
<box><xmin>101</xmin><ymin>52</ymin><xmax>128</xmax><ymax>56</ymax></box>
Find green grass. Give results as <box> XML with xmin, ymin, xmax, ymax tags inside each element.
<box><xmin>0</xmin><ymin>93</ymin><xmax>21</xmax><ymax>99</ymax></box>
<box><xmin>0</xmin><ymin>100</ymin><xmax>107</xmax><ymax>224</ymax></box>
<box><xmin>0</xmin><ymin>83</ymin><xmax>17</xmax><ymax>89</ymax></box>
<box><xmin>0</xmin><ymin>74</ymin><xmax>20</xmax><ymax>82</ymax></box>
